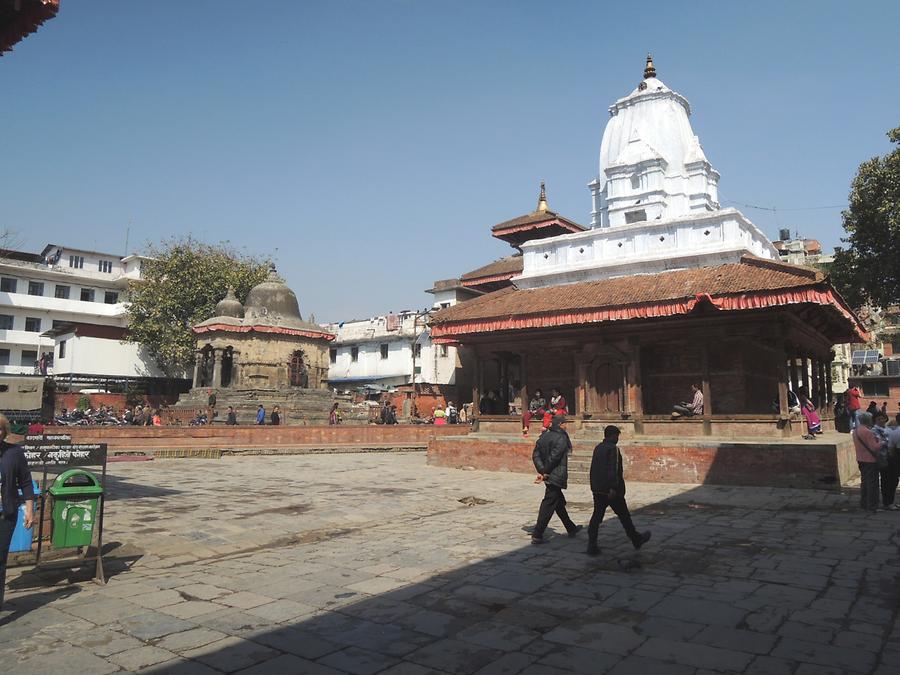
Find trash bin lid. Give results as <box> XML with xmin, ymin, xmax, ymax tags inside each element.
<box><xmin>48</xmin><ymin>469</ymin><xmax>103</xmax><ymax>496</ymax></box>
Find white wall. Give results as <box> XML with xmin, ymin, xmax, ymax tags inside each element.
<box><xmin>53</xmin><ymin>334</ymin><xmax>165</xmax><ymax>378</ymax></box>
<box><xmin>325</xmin><ymin>313</ymin><xmax>458</xmax><ymax>387</ymax></box>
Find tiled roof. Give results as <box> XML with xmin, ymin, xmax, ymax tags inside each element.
<box><xmin>491</xmin><ymin>210</ymin><xmax>585</xmax><ymax>233</ymax></box>
<box><xmin>459</xmin><ymin>255</ymin><xmax>523</xmax><ymax>282</ymax></box>
<box><xmin>432</xmin><ymin>256</ymin><xmax>852</xmax><ymax>330</ymax></box>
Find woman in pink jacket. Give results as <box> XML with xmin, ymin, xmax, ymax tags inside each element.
<box><xmin>852</xmin><ymin>411</ymin><xmax>882</xmax><ymax>513</ymax></box>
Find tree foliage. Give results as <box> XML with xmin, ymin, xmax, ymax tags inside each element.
<box><xmin>830</xmin><ymin>127</ymin><xmax>900</xmax><ymax>309</ymax></box>
<box><xmin>126</xmin><ymin>237</ymin><xmax>270</xmax><ymax>376</ymax></box>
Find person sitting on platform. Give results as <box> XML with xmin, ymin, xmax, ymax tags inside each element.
<box><xmin>522</xmin><ymin>388</ymin><xmax>546</xmax><ymax>436</ymax></box>
<box><xmin>671</xmin><ymin>384</ymin><xmax>703</xmax><ymax>419</ymax></box>
<box><xmin>329</xmin><ymin>403</ymin><xmax>340</xmax><ymax>426</ymax></box>
<box><xmin>797</xmin><ymin>387</ymin><xmax>822</xmax><ymax>438</ymax></box>
<box><xmin>540</xmin><ymin>388</ymin><xmax>568</xmax><ymax>429</ymax></box>
<box><xmin>226</xmin><ymin>406</ymin><xmax>238</xmax><ymax>425</ymax></box>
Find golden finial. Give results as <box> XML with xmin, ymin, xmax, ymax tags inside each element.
<box><xmin>644</xmin><ymin>53</ymin><xmax>656</xmax><ymax>79</ymax></box>
<box><xmin>537</xmin><ymin>181</ymin><xmax>548</xmax><ymax>212</ymax></box>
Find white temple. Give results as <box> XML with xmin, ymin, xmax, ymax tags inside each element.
<box><xmin>514</xmin><ymin>55</ymin><xmax>778</xmax><ymax>290</ymax></box>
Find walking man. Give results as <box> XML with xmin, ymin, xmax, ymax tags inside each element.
<box><xmin>1</xmin><ymin>414</ymin><xmax>35</xmax><ymax>611</ymax></box>
<box><xmin>586</xmin><ymin>425</ymin><xmax>651</xmax><ymax>556</ymax></box>
<box><xmin>531</xmin><ymin>414</ymin><xmax>582</xmax><ymax>544</ymax></box>
<box><xmin>256</xmin><ymin>405</ymin><xmax>266</xmax><ymax>425</ymax></box>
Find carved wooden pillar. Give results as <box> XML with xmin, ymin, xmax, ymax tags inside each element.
<box><xmin>826</xmin><ymin>352</ymin><xmax>835</xmax><ymax>407</ymax></box>
<box><xmin>472</xmin><ymin>348</ymin><xmax>482</xmax><ymax>417</ymax></box>
<box><xmin>789</xmin><ymin>349</ymin><xmax>800</xmax><ymax>393</ymax></box>
<box><xmin>192</xmin><ymin>351</ymin><xmax>204</xmax><ymax>389</ymax></box>
<box><xmin>630</xmin><ymin>338</ymin><xmax>644</xmax><ymax>436</ymax></box>
<box><xmin>801</xmin><ymin>355</ymin><xmax>810</xmax><ymax>396</ymax></box>
<box><xmin>519</xmin><ymin>353</ymin><xmax>528</xmax><ymax>418</ymax></box>
<box><xmin>811</xmin><ymin>357</ymin><xmax>820</xmax><ymax>408</ymax></box>
<box><xmin>700</xmin><ymin>340</ymin><xmax>712</xmax><ymax>436</ymax></box>
<box><xmin>777</xmin><ymin>345</ymin><xmax>791</xmax><ymax>437</ymax></box>
<box><xmin>211</xmin><ymin>349</ymin><xmax>223</xmax><ymax>389</ymax></box>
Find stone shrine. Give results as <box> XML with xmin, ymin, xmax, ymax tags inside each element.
<box><xmin>174</xmin><ymin>265</ymin><xmax>335</xmax><ymax>424</ymax></box>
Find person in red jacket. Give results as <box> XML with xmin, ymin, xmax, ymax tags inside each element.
<box><xmin>846</xmin><ymin>386</ymin><xmax>862</xmax><ymax>429</ymax></box>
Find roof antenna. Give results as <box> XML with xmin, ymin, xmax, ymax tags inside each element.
<box><xmin>644</xmin><ymin>53</ymin><xmax>656</xmax><ymax>79</ymax></box>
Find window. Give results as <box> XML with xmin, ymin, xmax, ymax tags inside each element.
<box><xmin>630</xmin><ymin>173</ymin><xmax>641</xmax><ymax>190</ymax></box>
<box><xmin>440</xmin><ymin>345</ymin><xmax>449</xmax><ymax>357</ymax></box>
<box><xmin>351</xmin><ymin>346</ymin><xmax>359</xmax><ymax>362</ymax></box>
<box><xmin>52</xmin><ymin>320</ymin><xmax>67</xmax><ymax>329</ymax></box>
<box><xmin>24</xmin><ymin>317</ymin><xmax>41</xmax><ymax>333</ymax></box>
<box><xmin>98</xmin><ymin>260</ymin><xmax>113</xmax><ymax>273</ymax></box>
<box><xmin>104</xmin><ymin>291</ymin><xmax>119</xmax><ymax>304</ymax></box>
<box><xmin>55</xmin><ymin>285</ymin><xmax>70</xmax><ymax>299</ymax></box>
<box><xmin>0</xmin><ymin>315</ymin><xmax>12</xmax><ymax>330</ymax></box>
<box><xmin>27</xmin><ymin>281</ymin><xmax>44</xmax><ymax>296</ymax></box>
<box><xmin>0</xmin><ymin>349</ymin><xmax>8</xmax><ymax>366</ymax></box>
<box><xmin>329</xmin><ymin>348</ymin><xmax>337</xmax><ymax>364</ymax></box>
<box><xmin>380</xmin><ymin>343</ymin><xmax>389</xmax><ymax>360</ymax></box>
<box><xmin>1</xmin><ymin>277</ymin><xmax>17</xmax><ymax>293</ymax></box>
<box><xmin>80</xmin><ymin>288</ymin><xmax>95</xmax><ymax>302</ymax></box>
<box><xmin>862</xmin><ymin>381</ymin><xmax>890</xmax><ymax>398</ymax></box>
<box><xmin>414</xmin><ymin>343</ymin><xmax>422</xmax><ymax>358</ymax></box>
<box><xmin>20</xmin><ymin>350</ymin><xmax>37</xmax><ymax>367</ymax></box>
<box><xmin>68</xmin><ymin>255</ymin><xmax>84</xmax><ymax>269</ymax></box>
<box><xmin>58</xmin><ymin>340</ymin><xmax>66</xmax><ymax>359</ymax></box>
<box><xmin>625</xmin><ymin>210</ymin><xmax>647</xmax><ymax>224</ymax></box>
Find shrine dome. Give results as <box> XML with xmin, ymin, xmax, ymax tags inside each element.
<box><xmin>214</xmin><ymin>288</ymin><xmax>244</xmax><ymax>319</ymax></box>
<box><xmin>243</xmin><ymin>264</ymin><xmax>304</xmax><ymax>326</ymax></box>
<box><xmin>589</xmin><ymin>54</ymin><xmax>720</xmax><ymax>228</ymax></box>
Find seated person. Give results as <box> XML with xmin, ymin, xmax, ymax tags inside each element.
<box><xmin>671</xmin><ymin>384</ymin><xmax>703</xmax><ymax>419</ymax></box>
<box><xmin>522</xmin><ymin>388</ymin><xmax>546</xmax><ymax>436</ymax></box>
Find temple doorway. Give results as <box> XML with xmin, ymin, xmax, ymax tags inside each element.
<box><xmin>289</xmin><ymin>350</ymin><xmax>309</xmax><ymax>388</ymax></box>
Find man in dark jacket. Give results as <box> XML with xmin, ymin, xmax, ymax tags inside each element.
<box><xmin>531</xmin><ymin>415</ymin><xmax>582</xmax><ymax>544</ymax></box>
<box><xmin>586</xmin><ymin>425</ymin><xmax>650</xmax><ymax>556</ymax></box>
<box><xmin>0</xmin><ymin>414</ymin><xmax>35</xmax><ymax>611</ymax></box>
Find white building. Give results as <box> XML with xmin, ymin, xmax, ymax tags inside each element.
<box><xmin>516</xmin><ymin>54</ymin><xmax>779</xmax><ymax>290</ymax></box>
<box><xmin>0</xmin><ymin>243</ymin><xmax>163</xmax><ymax>380</ymax></box>
<box><xmin>324</xmin><ymin>310</ymin><xmax>460</xmax><ymax>390</ymax></box>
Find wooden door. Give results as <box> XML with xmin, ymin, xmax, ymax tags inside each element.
<box><xmin>588</xmin><ymin>362</ymin><xmax>624</xmax><ymax>414</ymax></box>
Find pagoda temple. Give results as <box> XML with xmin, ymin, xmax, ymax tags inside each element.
<box><xmin>430</xmin><ymin>56</ymin><xmax>865</xmax><ymax>441</ymax></box>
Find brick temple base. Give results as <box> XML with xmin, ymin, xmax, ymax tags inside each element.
<box><xmin>427</xmin><ymin>433</ymin><xmax>858</xmax><ymax>491</ymax></box>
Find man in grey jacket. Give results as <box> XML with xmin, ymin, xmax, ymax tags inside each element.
<box><xmin>586</xmin><ymin>425</ymin><xmax>650</xmax><ymax>556</ymax></box>
<box><xmin>531</xmin><ymin>415</ymin><xmax>582</xmax><ymax>544</ymax></box>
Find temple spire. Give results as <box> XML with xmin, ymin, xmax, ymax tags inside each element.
<box><xmin>537</xmin><ymin>181</ymin><xmax>548</xmax><ymax>212</ymax></box>
<box><xmin>643</xmin><ymin>53</ymin><xmax>656</xmax><ymax>79</ymax></box>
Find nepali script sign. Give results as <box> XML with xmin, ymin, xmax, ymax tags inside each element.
<box><xmin>22</xmin><ymin>434</ymin><xmax>107</xmax><ymax>467</ymax></box>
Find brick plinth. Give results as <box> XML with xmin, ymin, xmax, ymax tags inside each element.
<box><xmin>427</xmin><ymin>434</ymin><xmax>857</xmax><ymax>491</ymax></box>
<box><xmin>36</xmin><ymin>424</ymin><xmax>469</xmax><ymax>452</ymax></box>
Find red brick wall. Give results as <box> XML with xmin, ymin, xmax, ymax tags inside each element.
<box><xmin>40</xmin><ymin>423</ymin><xmax>469</xmax><ymax>450</ymax></box>
<box><xmin>427</xmin><ymin>435</ymin><xmax>856</xmax><ymax>491</ymax></box>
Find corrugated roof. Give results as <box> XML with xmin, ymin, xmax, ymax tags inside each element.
<box><xmin>433</xmin><ymin>256</ymin><xmax>829</xmax><ymax>325</ymax></box>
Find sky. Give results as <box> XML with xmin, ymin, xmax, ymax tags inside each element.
<box><xmin>2</xmin><ymin>1</ymin><xmax>899</xmax><ymax>322</ymax></box>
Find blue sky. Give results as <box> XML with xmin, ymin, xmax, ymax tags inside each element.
<box><xmin>2</xmin><ymin>1</ymin><xmax>898</xmax><ymax>321</ymax></box>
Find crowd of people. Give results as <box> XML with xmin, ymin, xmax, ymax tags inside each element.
<box><xmin>851</xmin><ymin>400</ymin><xmax>900</xmax><ymax>514</ymax></box>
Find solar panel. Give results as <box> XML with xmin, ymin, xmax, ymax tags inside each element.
<box><xmin>851</xmin><ymin>350</ymin><xmax>882</xmax><ymax>365</ymax></box>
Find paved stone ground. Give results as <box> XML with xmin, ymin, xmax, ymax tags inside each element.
<box><xmin>2</xmin><ymin>453</ymin><xmax>899</xmax><ymax>674</ymax></box>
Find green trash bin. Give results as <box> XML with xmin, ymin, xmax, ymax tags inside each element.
<box><xmin>49</xmin><ymin>469</ymin><xmax>103</xmax><ymax>548</ymax></box>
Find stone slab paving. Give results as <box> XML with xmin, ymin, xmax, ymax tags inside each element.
<box><xmin>2</xmin><ymin>453</ymin><xmax>900</xmax><ymax>673</ymax></box>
